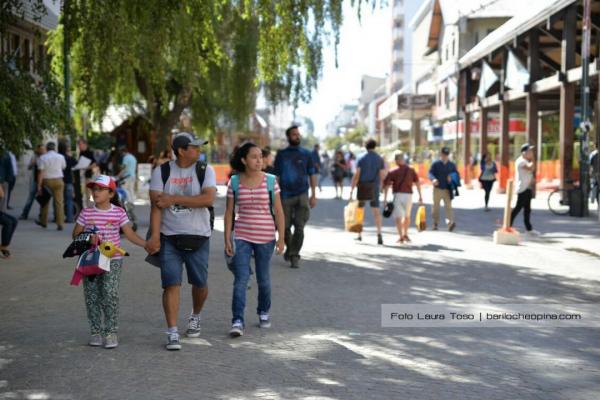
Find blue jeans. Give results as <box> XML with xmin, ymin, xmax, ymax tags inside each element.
<box><xmin>231</xmin><ymin>239</ymin><xmax>274</xmax><ymax>325</ymax></box>
<box><xmin>0</xmin><ymin>211</ymin><xmax>17</xmax><ymax>246</ymax></box>
<box><xmin>64</xmin><ymin>183</ymin><xmax>75</xmax><ymax>222</ymax></box>
<box><xmin>159</xmin><ymin>235</ymin><xmax>210</xmax><ymax>289</ymax></box>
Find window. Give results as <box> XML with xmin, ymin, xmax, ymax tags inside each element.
<box><xmin>22</xmin><ymin>38</ymin><xmax>30</xmax><ymax>71</ymax></box>
<box><xmin>452</xmin><ymin>39</ymin><xmax>455</xmax><ymax>57</ymax></box>
<box><xmin>445</xmin><ymin>46</ymin><xmax>449</xmax><ymax>61</ymax></box>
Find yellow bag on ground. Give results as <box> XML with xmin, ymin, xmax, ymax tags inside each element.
<box><xmin>344</xmin><ymin>200</ymin><xmax>364</xmax><ymax>232</ymax></box>
<box><xmin>415</xmin><ymin>205</ymin><xmax>426</xmax><ymax>231</ymax></box>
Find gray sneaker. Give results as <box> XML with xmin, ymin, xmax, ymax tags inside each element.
<box><xmin>104</xmin><ymin>333</ymin><xmax>118</xmax><ymax>349</ymax></box>
<box><xmin>290</xmin><ymin>256</ymin><xmax>300</xmax><ymax>269</ymax></box>
<box><xmin>166</xmin><ymin>332</ymin><xmax>181</xmax><ymax>351</ymax></box>
<box><xmin>88</xmin><ymin>334</ymin><xmax>103</xmax><ymax>347</ymax></box>
<box><xmin>259</xmin><ymin>314</ymin><xmax>271</xmax><ymax>329</ymax></box>
<box><xmin>229</xmin><ymin>321</ymin><xmax>244</xmax><ymax>337</ymax></box>
<box><xmin>186</xmin><ymin>315</ymin><xmax>201</xmax><ymax>338</ymax></box>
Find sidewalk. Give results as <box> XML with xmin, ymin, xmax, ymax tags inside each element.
<box><xmin>0</xmin><ymin>179</ymin><xmax>599</xmax><ymax>399</ymax></box>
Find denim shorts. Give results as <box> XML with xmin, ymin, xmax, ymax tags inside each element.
<box><xmin>159</xmin><ymin>234</ymin><xmax>210</xmax><ymax>289</ymax></box>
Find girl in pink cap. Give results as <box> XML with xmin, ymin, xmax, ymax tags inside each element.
<box><xmin>71</xmin><ymin>175</ymin><xmax>146</xmax><ymax>349</ymax></box>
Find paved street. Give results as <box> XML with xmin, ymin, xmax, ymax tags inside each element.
<box><xmin>1</xmin><ymin>180</ymin><xmax>600</xmax><ymax>400</ymax></box>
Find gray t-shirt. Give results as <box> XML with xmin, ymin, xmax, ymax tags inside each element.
<box><xmin>150</xmin><ymin>161</ymin><xmax>217</xmax><ymax>236</ymax></box>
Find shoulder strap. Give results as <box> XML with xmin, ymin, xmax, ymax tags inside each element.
<box><xmin>195</xmin><ymin>161</ymin><xmax>207</xmax><ymax>187</ymax></box>
<box><xmin>160</xmin><ymin>162</ymin><xmax>170</xmax><ymax>188</ymax></box>
<box><xmin>265</xmin><ymin>173</ymin><xmax>276</xmax><ymax>217</ymax></box>
<box><xmin>230</xmin><ymin>174</ymin><xmax>240</xmax><ymax>203</ymax></box>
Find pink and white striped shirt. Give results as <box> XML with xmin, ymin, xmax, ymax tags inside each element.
<box><xmin>76</xmin><ymin>205</ymin><xmax>130</xmax><ymax>258</ymax></box>
<box><xmin>227</xmin><ymin>175</ymin><xmax>280</xmax><ymax>244</ymax></box>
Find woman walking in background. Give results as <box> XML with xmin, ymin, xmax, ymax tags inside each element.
<box><xmin>479</xmin><ymin>153</ymin><xmax>497</xmax><ymax>211</ymax></box>
<box><xmin>331</xmin><ymin>151</ymin><xmax>347</xmax><ymax>199</ymax></box>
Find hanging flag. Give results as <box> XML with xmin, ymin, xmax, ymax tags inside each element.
<box><xmin>504</xmin><ymin>50</ymin><xmax>530</xmax><ymax>91</ymax></box>
<box><xmin>477</xmin><ymin>61</ymin><xmax>498</xmax><ymax>99</ymax></box>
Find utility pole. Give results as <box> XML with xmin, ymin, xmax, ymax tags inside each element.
<box><xmin>579</xmin><ymin>0</ymin><xmax>591</xmax><ymax>216</ymax></box>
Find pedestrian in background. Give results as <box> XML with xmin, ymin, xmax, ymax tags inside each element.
<box><xmin>428</xmin><ymin>146</ymin><xmax>458</xmax><ymax>231</ymax></box>
<box><xmin>262</xmin><ymin>146</ymin><xmax>276</xmax><ymax>175</ymax></box>
<box><xmin>0</xmin><ymin>150</ymin><xmax>14</xmax><ymax>212</ymax></box>
<box><xmin>331</xmin><ymin>150</ymin><xmax>346</xmax><ymax>199</ymax></box>
<box><xmin>75</xmin><ymin>138</ymin><xmax>97</xmax><ymax>209</ymax></box>
<box><xmin>72</xmin><ymin>175</ymin><xmax>146</xmax><ymax>349</ymax></box>
<box><xmin>350</xmin><ymin>139</ymin><xmax>386</xmax><ymax>245</ymax></box>
<box><xmin>20</xmin><ymin>145</ymin><xmax>46</xmax><ymax>221</ymax></box>
<box><xmin>0</xmin><ymin>184</ymin><xmax>17</xmax><ymax>258</ymax></box>
<box><xmin>36</xmin><ymin>142</ymin><xmax>66</xmax><ymax>231</ymax></box>
<box><xmin>510</xmin><ymin>144</ymin><xmax>539</xmax><ymax>235</ymax></box>
<box><xmin>117</xmin><ymin>146</ymin><xmax>137</xmax><ymax>203</ymax></box>
<box><xmin>479</xmin><ymin>152</ymin><xmax>497</xmax><ymax>211</ymax></box>
<box><xmin>6</xmin><ymin>151</ymin><xmax>17</xmax><ymax>210</ymax></box>
<box><xmin>312</xmin><ymin>144</ymin><xmax>322</xmax><ymax>191</ymax></box>
<box><xmin>319</xmin><ymin>151</ymin><xmax>330</xmax><ymax>191</ymax></box>
<box><xmin>383</xmin><ymin>152</ymin><xmax>423</xmax><ymax>243</ymax></box>
<box><xmin>224</xmin><ymin>142</ymin><xmax>285</xmax><ymax>337</ymax></box>
<box><xmin>273</xmin><ymin>125</ymin><xmax>317</xmax><ymax>268</ymax></box>
<box><xmin>59</xmin><ymin>142</ymin><xmax>78</xmax><ymax>223</ymax></box>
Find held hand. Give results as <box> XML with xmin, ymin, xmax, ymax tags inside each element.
<box><xmin>224</xmin><ymin>238</ymin><xmax>234</xmax><ymax>257</ymax></box>
<box><xmin>309</xmin><ymin>195</ymin><xmax>317</xmax><ymax>209</ymax></box>
<box><xmin>275</xmin><ymin>239</ymin><xmax>285</xmax><ymax>254</ymax></box>
<box><xmin>89</xmin><ymin>234</ymin><xmax>99</xmax><ymax>245</ymax></box>
<box><xmin>418</xmin><ymin>197</ymin><xmax>423</xmax><ymax>205</ymax></box>
<box><xmin>432</xmin><ymin>179</ymin><xmax>439</xmax><ymax>187</ymax></box>
<box><xmin>146</xmin><ymin>236</ymin><xmax>160</xmax><ymax>254</ymax></box>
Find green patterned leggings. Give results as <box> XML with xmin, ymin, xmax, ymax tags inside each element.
<box><xmin>83</xmin><ymin>259</ymin><xmax>123</xmax><ymax>336</ymax></box>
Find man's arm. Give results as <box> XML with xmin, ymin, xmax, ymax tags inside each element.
<box><xmin>147</xmin><ymin>190</ymin><xmax>163</xmax><ymax>254</ymax></box>
<box><xmin>154</xmin><ymin>187</ymin><xmax>216</xmax><ymax>209</ymax></box>
<box><xmin>309</xmin><ymin>174</ymin><xmax>317</xmax><ymax>208</ymax></box>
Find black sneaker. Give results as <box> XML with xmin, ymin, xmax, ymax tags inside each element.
<box><xmin>34</xmin><ymin>219</ymin><xmax>47</xmax><ymax>228</ymax></box>
<box><xmin>18</xmin><ymin>215</ymin><xmax>27</xmax><ymax>221</ymax></box>
<box><xmin>377</xmin><ymin>234</ymin><xmax>383</xmax><ymax>245</ymax></box>
<box><xmin>290</xmin><ymin>256</ymin><xmax>300</xmax><ymax>269</ymax></box>
<box><xmin>448</xmin><ymin>222</ymin><xmax>456</xmax><ymax>232</ymax></box>
<box><xmin>433</xmin><ymin>224</ymin><xmax>438</xmax><ymax>231</ymax></box>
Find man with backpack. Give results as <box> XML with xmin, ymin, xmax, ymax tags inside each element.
<box><xmin>273</xmin><ymin>126</ymin><xmax>317</xmax><ymax>269</ymax></box>
<box><xmin>147</xmin><ymin>132</ymin><xmax>217</xmax><ymax>351</ymax></box>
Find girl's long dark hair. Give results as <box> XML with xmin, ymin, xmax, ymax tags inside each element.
<box><xmin>109</xmin><ymin>189</ymin><xmax>123</xmax><ymax>208</ymax></box>
<box><xmin>230</xmin><ymin>142</ymin><xmax>259</xmax><ymax>173</ymax></box>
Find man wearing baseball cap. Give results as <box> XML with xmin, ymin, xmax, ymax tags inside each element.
<box><xmin>510</xmin><ymin>143</ymin><xmax>538</xmax><ymax>235</ymax></box>
<box><xmin>147</xmin><ymin>132</ymin><xmax>216</xmax><ymax>351</ymax></box>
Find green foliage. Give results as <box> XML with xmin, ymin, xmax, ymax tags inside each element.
<box><xmin>0</xmin><ymin>60</ymin><xmax>66</xmax><ymax>155</ymax></box>
<box><xmin>324</xmin><ymin>124</ymin><xmax>366</xmax><ymax>150</ymax></box>
<box><xmin>0</xmin><ymin>0</ymin><xmax>66</xmax><ymax>154</ymax></box>
<box><xmin>51</xmin><ymin>0</ymin><xmax>351</xmax><ymax>154</ymax></box>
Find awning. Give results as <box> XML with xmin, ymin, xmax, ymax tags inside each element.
<box><xmin>459</xmin><ymin>0</ymin><xmax>576</xmax><ymax>68</ymax></box>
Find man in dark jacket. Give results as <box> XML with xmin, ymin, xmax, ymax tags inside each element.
<box><xmin>428</xmin><ymin>147</ymin><xmax>459</xmax><ymax>231</ymax></box>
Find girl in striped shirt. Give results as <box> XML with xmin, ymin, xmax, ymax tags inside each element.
<box><xmin>224</xmin><ymin>143</ymin><xmax>285</xmax><ymax>337</ymax></box>
<box><xmin>71</xmin><ymin>175</ymin><xmax>146</xmax><ymax>349</ymax></box>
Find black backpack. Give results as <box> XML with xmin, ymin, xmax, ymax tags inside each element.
<box><xmin>160</xmin><ymin>161</ymin><xmax>215</xmax><ymax>230</ymax></box>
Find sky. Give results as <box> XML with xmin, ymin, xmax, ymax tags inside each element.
<box><xmin>295</xmin><ymin>2</ymin><xmax>392</xmax><ymax>138</ymax></box>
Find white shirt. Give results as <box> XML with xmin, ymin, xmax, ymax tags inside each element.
<box><xmin>149</xmin><ymin>161</ymin><xmax>217</xmax><ymax>237</ymax></box>
<box><xmin>515</xmin><ymin>156</ymin><xmax>533</xmax><ymax>194</ymax></box>
<box><xmin>39</xmin><ymin>150</ymin><xmax>66</xmax><ymax>179</ymax></box>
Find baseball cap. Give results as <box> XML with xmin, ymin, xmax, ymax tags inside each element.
<box><xmin>86</xmin><ymin>175</ymin><xmax>116</xmax><ymax>191</ymax></box>
<box><xmin>521</xmin><ymin>143</ymin><xmax>535</xmax><ymax>152</ymax></box>
<box><xmin>172</xmin><ymin>132</ymin><xmax>207</xmax><ymax>152</ymax></box>
<box><xmin>441</xmin><ymin>147</ymin><xmax>450</xmax><ymax>155</ymax></box>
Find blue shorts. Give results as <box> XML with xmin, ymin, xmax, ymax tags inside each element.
<box><xmin>159</xmin><ymin>235</ymin><xmax>210</xmax><ymax>289</ymax></box>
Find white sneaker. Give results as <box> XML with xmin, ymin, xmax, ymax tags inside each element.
<box><xmin>104</xmin><ymin>333</ymin><xmax>118</xmax><ymax>349</ymax></box>
<box><xmin>229</xmin><ymin>321</ymin><xmax>244</xmax><ymax>337</ymax></box>
<box><xmin>259</xmin><ymin>314</ymin><xmax>271</xmax><ymax>328</ymax></box>
<box><xmin>526</xmin><ymin>230</ymin><xmax>541</xmax><ymax>236</ymax></box>
<box><xmin>186</xmin><ymin>314</ymin><xmax>201</xmax><ymax>338</ymax></box>
<box><xmin>166</xmin><ymin>332</ymin><xmax>181</xmax><ymax>351</ymax></box>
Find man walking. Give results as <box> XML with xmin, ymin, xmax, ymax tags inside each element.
<box><xmin>75</xmin><ymin>137</ymin><xmax>96</xmax><ymax>208</ymax></box>
<box><xmin>118</xmin><ymin>145</ymin><xmax>137</xmax><ymax>203</ymax></box>
<box><xmin>311</xmin><ymin>144</ymin><xmax>322</xmax><ymax>191</ymax></box>
<box><xmin>36</xmin><ymin>142</ymin><xmax>66</xmax><ymax>230</ymax></box>
<box><xmin>383</xmin><ymin>152</ymin><xmax>423</xmax><ymax>243</ymax></box>
<box><xmin>20</xmin><ymin>144</ymin><xmax>46</xmax><ymax>220</ymax></box>
<box><xmin>274</xmin><ymin>125</ymin><xmax>317</xmax><ymax>268</ymax></box>
<box><xmin>350</xmin><ymin>139</ymin><xmax>386</xmax><ymax>244</ymax></box>
<box><xmin>147</xmin><ymin>132</ymin><xmax>216</xmax><ymax>351</ymax></box>
<box><xmin>510</xmin><ymin>143</ymin><xmax>538</xmax><ymax>235</ymax></box>
<box><xmin>428</xmin><ymin>147</ymin><xmax>458</xmax><ymax>231</ymax></box>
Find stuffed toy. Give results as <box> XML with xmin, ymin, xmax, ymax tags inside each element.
<box><xmin>98</xmin><ymin>241</ymin><xmax>129</xmax><ymax>258</ymax></box>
